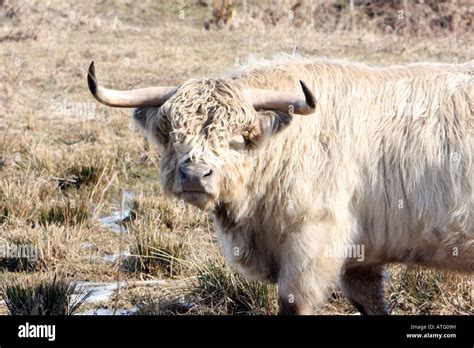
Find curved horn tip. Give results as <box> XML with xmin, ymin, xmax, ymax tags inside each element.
<box><xmin>87</xmin><ymin>61</ymin><xmax>97</xmax><ymax>95</ymax></box>
<box><xmin>299</xmin><ymin>80</ymin><xmax>316</xmax><ymax>109</ymax></box>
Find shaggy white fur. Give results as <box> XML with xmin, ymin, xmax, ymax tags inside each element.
<box><xmin>134</xmin><ymin>56</ymin><xmax>473</xmax><ymax>314</ymax></box>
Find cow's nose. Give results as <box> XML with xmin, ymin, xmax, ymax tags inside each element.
<box><xmin>179</xmin><ymin>163</ymin><xmax>213</xmax><ymax>192</ymax></box>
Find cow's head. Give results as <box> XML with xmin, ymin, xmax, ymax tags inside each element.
<box><xmin>87</xmin><ymin>61</ymin><xmax>315</xmax><ymax>210</ymax></box>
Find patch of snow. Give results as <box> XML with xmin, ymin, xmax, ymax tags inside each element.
<box><xmin>99</xmin><ymin>191</ymin><xmax>134</xmax><ymax>233</ymax></box>
<box><xmin>102</xmin><ymin>250</ymin><xmax>132</xmax><ymax>263</ymax></box>
<box><xmin>80</xmin><ymin>242</ymin><xmax>97</xmax><ymax>250</ymax></box>
<box><xmin>73</xmin><ymin>280</ymin><xmax>168</xmax><ymax>305</ymax></box>
<box><xmin>99</xmin><ymin>210</ymin><xmax>131</xmax><ymax>233</ymax></box>
<box><xmin>73</xmin><ymin>281</ymin><xmax>128</xmax><ymax>304</ymax></box>
<box><xmin>77</xmin><ymin>307</ymin><xmax>138</xmax><ymax>316</ymax></box>
<box><xmin>80</xmin><ymin>248</ymin><xmax>132</xmax><ymax>264</ymax></box>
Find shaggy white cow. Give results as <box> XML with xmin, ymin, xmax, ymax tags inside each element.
<box><xmin>88</xmin><ymin>56</ymin><xmax>473</xmax><ymax>314</ymax></box>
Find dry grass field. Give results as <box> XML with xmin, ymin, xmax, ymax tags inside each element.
<box><xmin>0</xmin><ymin>0</ymin><xmax>473</xmax><ymax>315</ymax></box>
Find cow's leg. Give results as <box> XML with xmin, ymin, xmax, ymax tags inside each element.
<box><xmin>277</xmin><ymin>221</ymin><xmax>348</xmax><ymax>315</ymax></box>
<box><xmin>340</xmin><ymin>264</ymin><xmax>390</xmax><ymax>315</ymax></box>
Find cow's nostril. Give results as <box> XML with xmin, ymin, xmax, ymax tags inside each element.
<box><xmin>179</xmin><ymin>167</ymin><xmax>187</xmax><ymax>180</ymax></box>
<box><xmin>202</xmin><ymin>169</ymin><xmax>212</xmax><ymax>178</ymax></box>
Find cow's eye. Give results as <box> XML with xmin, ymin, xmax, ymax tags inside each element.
<box><xmin>229</xmin><ymin>135</ymin><xmax>246</xmax><ymax>151</ymax></box>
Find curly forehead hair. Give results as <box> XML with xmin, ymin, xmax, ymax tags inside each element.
<box><xmin>166</xmin><ymin>78</ymin><xmax>256</xmax><ymax>147</ymax></box>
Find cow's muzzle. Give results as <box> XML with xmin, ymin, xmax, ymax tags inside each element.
<box><xmin>178</xmin><ymin>162</ymin><xmax>213</xmax><ymax>193</ymax></box>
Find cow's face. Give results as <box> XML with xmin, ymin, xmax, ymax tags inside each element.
<box><xmin>135</xmin><ymin>79</ymin><xmax>262</xmax><ymax>210</ymax></box>
<box><xmin>87</xmin><ymin>62</ymin><xmax>316</xmax><ymax>210</ymax></box>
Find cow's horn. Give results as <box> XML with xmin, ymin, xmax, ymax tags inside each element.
<box><xmin>87</xmin><ymin>61</ymin><xmax>176</xmax><ymax>108</ymax></box>
<box><xmin>243</xmin><ymin>81</ymin><xmax>316</xmax><ymax>115</ymax></box>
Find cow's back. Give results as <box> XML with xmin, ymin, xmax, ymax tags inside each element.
<box><xmin>230</xmin><ymin>58</ymin><xmax>474</xmax><ymax>273</ymax></box>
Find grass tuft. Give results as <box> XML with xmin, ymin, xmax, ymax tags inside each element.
<box><xmin>192</xmin><ymin>261</ymin><xmax>278</xmax><ymax>315</ymax></box>
<box><xmin>127</xmin><ymin>228</ymin><xmax>189</xmax><ymax>277</ymax></box>
<box><xmin>131</xmin><ymin>291</ymin><xmax>196</xmax><ymax>315</ymax></box>
<box><xmin>0</xmin><ymin>273</ymin><xmax>92</xmax><ymax>315</ymax></box>
<box><xmin>388</xmin><ymin>266</ymin><xmax>473</xmax><ymax>315</ymax></box>
<box><xmin>59</xmin><ymin>165</ymin><xmax>100</xmax><ymax>190</ymax></box>
<box><xmin>39</xmin><ymin>199</ymin><xmax>90</xmax><ymax>227</ymax></box>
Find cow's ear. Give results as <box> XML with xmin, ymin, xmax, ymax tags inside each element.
<box><xmin>246</xmin><ymin>110</ymin><xmax>293</xmax><ymax>149</ymax></box>
<box><xmin>132</xmin><ymin>107</ymin><xmax>151</xmax><ymax>131</ymax></box>
<box><xmin>132</xmin><ymin>107</ymin><xmax>169</xmax><ymax>152</ymax></box>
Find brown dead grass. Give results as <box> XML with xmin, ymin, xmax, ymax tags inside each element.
<box><xmin>0</xmin><ymin>0</ymin><xmax>472</xmax><ymax>315</ymax></box>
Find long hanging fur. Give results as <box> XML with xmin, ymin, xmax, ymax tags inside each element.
<box><xmin>134</xmin><ymin>56</ymin><xmax>473</xmax><ymax>314</ymax></box>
